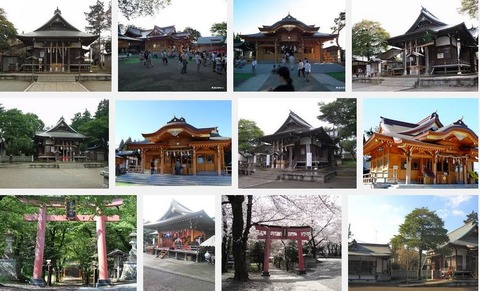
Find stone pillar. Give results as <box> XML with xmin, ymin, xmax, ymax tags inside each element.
<box><xmin>31</xmin><ymin>206</ymin><xmax>47</xmax><ymax>287</ymax></box>
<box><xmin>120</xmin><ymin>230</ymin><xmax>137</xmax><ymax>281</ymax></box>
<box><xmin>96</xmin><ymin>214</ymin><xmax>110</xmax><ymax>287</ymax></box>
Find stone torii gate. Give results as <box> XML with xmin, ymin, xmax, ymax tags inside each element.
<box><xmin>23</xmin><ymin>198</ymin><xmax>122</xmax><ymax>287</ymax></box>
<box><xmin>255</xmin><ymin>224</ymin><xmax>311</xmax><ymax>276</ymax></box>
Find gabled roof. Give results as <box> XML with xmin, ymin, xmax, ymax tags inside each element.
<box><xmin>259</xmin><ymin>13</ymin><xmax>319</xmax><ymax>34</ymax></box>
<box><xmin>443</xmin><ymin>221</ymin><xmax>478</xmax><ymax>248</ymax></box>
<box><xmin>388</xmin><ymin>7</ymin><xmax>477</xmax><ymax>47</ymax></box>
<box><xmin>35</xmin><ymin>117</ymin><xmax>87</xmax><ymax>140</ymax></box>
<box><xmin>275</xmin><ymin>110</ymin><xmax>313</xmax><ymax>134</ymax></box>
<box><xmin>16</xmin><ymin>8</ymin><xmax>97</xmax><ymax>45</ymax></box>
<box><xmin>144</xmin><ymin>200</ymin><xmax>215</xmax><ymax>232</ymax></box>
<box><xmin>349</xmin><ymin>240</ymin><xmax>392</xmax><ymax>257</ymax></box>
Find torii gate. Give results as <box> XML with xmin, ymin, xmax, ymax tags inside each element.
<box><xmin>23</xmin><ymin>198</ymin><xmax>122</xmax><ymax>287</ymax></box>
<box><xmin>255</xmin><ymin>224</ymin><xmax>311</xmax><ymax>276</ymax></box>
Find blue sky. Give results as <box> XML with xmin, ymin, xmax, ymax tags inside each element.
<box><xmin>115</xmin><ymin>100</ymin><xmax>232</xmax><ymax>147</ymax></box>
<box><xmin>363</xmin><ymin>98</ymin><xmax>478</xmax><ymax>134</ymax></box>
<box><xmin>234</xmin><ymin>0</ymin><xmax>346</xmax><ymax>47</ymax></box>
<box><xmin>349</xmin><ymin>195</ymin><xmax>478</xmax><ymax>244</ymax></box>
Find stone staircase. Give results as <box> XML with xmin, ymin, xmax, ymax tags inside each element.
<box><xmin>36</xmin><ymin>74</ymin><xmax>77</xmax><ymax>82</ymax></box>
<box><xmin>246</xmin><ymin>167</ymin><xmax>337</xmax><ymax>183</ymax></box>
<box><xmin>377</xmin><ymin>77</ymin><xmax>418</xmax><ymax>89</ymax></box>
<box><xmin>116</xmin><ymin>173</ymin><xmax>232</xmax><ymax>186</ymax></box>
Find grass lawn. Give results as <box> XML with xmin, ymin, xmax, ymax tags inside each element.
<box><xmin>119</xmin><ymin>57</ymin><xmax>142</xmax><ymax>65</ymax></box>
<box><xmin>325</xmin><ymin>71</ymin><xmax>345</xmax><ymax>82</ymax></box>
<box><xmin>234</xmin><ymin>72</ymin><xmax>252</xmax><ymax>87</ymax></box>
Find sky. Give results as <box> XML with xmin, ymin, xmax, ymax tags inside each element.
<box><xmin>1</xmin><ymin>0</ymin><xmax>110</xmax><ymax>36</ymax></box>
<box><xmin>0</xmin><ymin>97</ymin><xmax>104</xmax><ymax>129</ymax></box>
<box><xmin>118</xmin><ymin>0</ymin><xmax>227</xmax><ymax>37</ymax></box>
<box><xmin>352</xmin><ymin>0</ymin><xmax>477</xmax><ymax>38</ymax></box>
<box><xmin>363</xmin><ymin>98</ymin><xmax>479</xmax><ymax>134</ymax></box>
<box><xmin>143</xmin><ymin>194</ymin><xmax>215</xmax><ymax>223</ymax></box>
<box><xmin>115</xmin><ymin>100</ymin><xmax>232</xmax><ymax>147</ymax></box>
<box><xmin>238</xmin><ymin>98</ymin><xmax>337</xmax><ymax>135</ymax></box>
<box><xmin>349</xmin><ymin>194</ymin><xmax>478</xmax><ymax>244</ymax></box>
<box><xmin>234</xmin><ymin>0</ymin><xmax>346</xmax><ymax>47</ymax></box>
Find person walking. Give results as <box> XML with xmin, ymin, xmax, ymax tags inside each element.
<box><xmin>269</xmin><ymin>66</ymin><xmax>294</xmax><ymax>91</ymax></box>
<box><xmin>304</xmin><ymin>60</ymin><xmax>312</xmax><ymax>82</ymax></box>
<box><xmin>297</xmin><ymin>59</ymin><xmax>305</xmax><ymax>77</ymax></box>
<box><xmin>251</xmin><ymin>58</ymin><xmax>257</xmax><ymax>76</ymax></box>
<box><xmin>195</xmin><ymin>53</ymin><xmax>201</xmax><ymax>72</ymax></box>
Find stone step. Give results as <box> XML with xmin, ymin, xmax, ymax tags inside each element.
<box><xmin>379</xmin><ymin>77</ymin><xmax>417</xmax><ymax>87</ymax></box>
<box><xmin>36</xmin><ymin>74</ymin><xmax>77</xmax><ymax>82</ymax></box>
<box><xmin>116</xmin><ymin>173</ymin><xmax>231</xmax><ymax>186</ymax></box>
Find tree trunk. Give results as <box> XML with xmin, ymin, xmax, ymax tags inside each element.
<box><xmin>228</xmin><ymin>195</ymin><xmax>249</xmax><ymax>281</ymax></box>
<box><xmin>221</xmin><ymin>205</ymin><xmax>229</xmax><ymax>274</ymax></box>
<box><xmin>417</xmin><ymin>248</ymin><xmax>422</xmax><ymax>280</ymax></box>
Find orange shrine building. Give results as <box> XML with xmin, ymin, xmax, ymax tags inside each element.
<box><xmin>364</xmin><ymin>112</ymin><xmax>478</xmax><ymax>185</ymax></box>
<box><xmin>126</xmin><ymin>117</ymin><xmax>231</xmax><ymax>176</ymax></box>
<box><xmin>240</xmin><ymin>13</ymin><xmax>338</xmax><ymax>63</ymax></box>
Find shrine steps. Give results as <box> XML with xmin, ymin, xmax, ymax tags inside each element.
<box><xmin>116</xmin><ymin>173</ymin><xmax>232</xmax><ymax>186</ymax></box>
<box><xmin>247</xmin><ymin>168</ymin><xmax>337</xmax><ymax>183</ymax></box>
<box><xmin>376</xmin><ymin>77</ymin><xmax>418</xmax><ymax>89</ymax></box>
<box><xmin>36</xmin><ymin>74</ymin><xmax>77</xmax><ymax>82</ymax></box>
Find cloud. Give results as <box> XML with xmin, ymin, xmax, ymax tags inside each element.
<box><xmin>452</xmin><ymin>209</ymin><xmax>466</xmax><ymax>217</ymax></box>
<box><xmin>436</xmin><ymin>208</ymin><xmax>450</xmax><ymax>220</ymax></box>
<box><xmin>448</xmin><ymin>195</ymin><xmax>472</xmax><ymax>208</ymax></box>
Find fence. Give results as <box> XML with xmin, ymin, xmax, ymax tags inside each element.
<box><xmin>391</xmin><ymin>269</ymin><xmax>431</xmax><ymax>280</ymax></box>
<box><xmin>0</xmin><ymin>155</ymin><xmax>34</xmax><ymax>163</ymax></box>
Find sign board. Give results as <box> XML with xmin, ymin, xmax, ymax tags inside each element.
<box><xmin>65</xmin><ymin>200</ymin><xmax>76</xmax><ymax>220</ymax></box>
<box><xmin>306</xmin><ymin>153</ymin><xmax>312</xmax><ymax>168</ymax></box>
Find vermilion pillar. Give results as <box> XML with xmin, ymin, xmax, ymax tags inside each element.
<box><xmin>31</xmin><ymin>206</ymin><xmax>47</xmax><ymax>287</ymax></box>
<box><xmin>297</xmin><ymin>236</ymin><xmax>306</xmax><ymax>274</ymax></box>
<box><xmin>96</xmin><ymin>215</ymin><xmax>110</xmax><ymax>287</ymax></box>
<box><xmin>262</xmin><ymin>229</ymin><xmax>271</xmax><ymax>276</ymax></box>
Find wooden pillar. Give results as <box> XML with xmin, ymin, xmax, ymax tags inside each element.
<box><xmin>297</xmin><ymin>231</ymin><xmax>306</xmax><ymax>274</ymax></box>
<box><xmin>31</xmin><ymin>206</ymin><xmax>47</xmax><ymax>287</ymax></box>
<box><xmin>193</xmin><ymin>149</ymin><xmax>197</xmax><ymax>176</ymax></box>
<box><xmin>96</xmin><ymin>214</ymin><xmax>110</xmax><ymax>287</ymax></box>
<box><xmin>160</xmin><ymin>150</ymin><xmax>165</xmax><ymax>174</ymax></box>
<box><xmin>403</xmin><ymin>44</ymin><xmax>407</xmax><ymax>75</ymax></box>
<box><xmin>406</xmin><ymin>152</ymin><xmax>412</xmax><ymax>185</ymax></box>
<box><xmin>280</xmin><ymin>139</ymin><xmax>284</xmax><ymax>169</ymax></box>
<box><xmin>463</xmin><ymin>158</ymin><xmax>468</xmax><ymax>184</ymax></box>
<box><xmin>262</xmin><ymin>229</ymin><xmax>271</xmax><ymax>276</ymax></box>
<box><xmin>141</xmin><ymin>151</ymin><xmax>146</xmax><ymax>173</ymax></box>
<box><xmin>217</xmin><ymin>146</ymin><xmax>221</xmax><ymax>176</ymax></box>
<box><xmin>274</xmin><ymin>40</ymin><xmax>278</xmax><ymax>63</ymax></box>
<box><xmin>433</xmin><ymin>155</ymin><xmax>437</xmax><ymax>184</ymax></box>
<box><xmin>289</xmin><ymin>147</ymin><xmax>293</xmax><ymax>168</ymax></box>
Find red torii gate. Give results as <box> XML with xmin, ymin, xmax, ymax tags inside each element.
<box><xmin>23</xmin><ymin>198</ymin><xmax>122</xmax><ymax>287</ymax></box>
<box><xmin>255</xmin><ymin>224</ymin><xmax>311</xmax><ymax>276</ymax></box>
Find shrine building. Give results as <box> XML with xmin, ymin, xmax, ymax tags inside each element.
<box><xmin>387</xmin><ymin>7</ymin><xmax>478</xmax><ymax>75</ymax></box>
<box><xmin>258</xmin><ymin>111</ymin><xmax>336</xmax><ymax>169</ymax></box>
<box><xmin>34</xmin><ymin>117</ymin><xmax>87</xmax><ymax>162</ymax></box>
<box><xmin>122</xmin><ymin>25</ymin><xmax>191</xmax><ymax>54</ymax></box>
<box><xmin>16</xmin><ymin>8</ymin><xmax>98</xmax><ymax>72</ymax></box>
<box><xmin>240</xmin><ymin>13</ymin><xmax>338</xmax><ymax>63</ymax></box>
<box><xmin>427</xmin><ymin>221</ymin><xmax>478</xmax><ymax>279</ymax></box>
<box><xmin>363</xmin><ymin>112</ymin><xmax>478</xmax><ymax>185</ymax></box>
<box><xmin>126</xmin><ymin>116</ymin><xmax>231</xmax><ymax>176</ymax></box>
<box><xmin>144</xmin><ymin>200</ymin><xmax>215</xmax><ymax>262</ymax></box>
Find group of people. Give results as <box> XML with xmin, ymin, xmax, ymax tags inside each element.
<box><xmin>297</xmin><ymin>58</ymin><xmax>312</xmax><ymax>82</ymax></box>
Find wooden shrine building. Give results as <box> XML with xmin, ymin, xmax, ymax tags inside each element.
<box><xmin>259</xmin><ymin>111</ymin><xmax>336</xmax><ymax>169</ymax></box>
<box><xmin>127</xmin><ymin>116</ymin><xmax>231</xmax><ymax>176</ymax></box>
<box><xmin>348</xmin><ymin>240</ymin><xmax>392</xmax><ymax>281</ymax></box>
<box><xmin>123</xmin><ymin>25</ymin><xmax>191</xmax><ymax>54</ymax></box>
<box><xmin>427</xmin><ymin>221</ymin><xmax>478</xmax><ymax>279</ymax></box>
<box><xmin>34</xmin><ymin>117</ymin><xmax>87</xmax><ymax>162</ymax></box>
<box><xmin>240</xmin><ymin>13</ymin><xmax>338</xmax><ymax>63</ymax></box>
<box><xmin>144</xmin><ymin>200</ymin><xmax>215</xmax><ymax>262</ymax></box>
<box><xmin>363</xmin><ymin>112</ymin><xmax>478</xmax><ymax>185</ymax></box>
<box><xmin>387</xmin><ymin>7</ymin><xmax>478</xmax><ymax>75</ymax></box>
<box><xmin>16</xmin><ymin>8</ymin><xmax>98</xmax><ymax>72</ymax></box>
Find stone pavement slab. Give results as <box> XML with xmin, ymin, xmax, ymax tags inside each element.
<box><xmin>26</xmin><ymin>82</ymin><xmax>88</xmax><ymax>92</ymax></box>
<box><xmin>143</xmin><ymin>253</ymin><xmax>215</xmax><ymax>283</ymax></box>
<box><xmin>0</xmin><ymin>80</ymin><xmax>33</xmax><ymax>91</ymax></box>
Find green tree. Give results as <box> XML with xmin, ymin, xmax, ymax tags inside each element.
<box><xmin>458</xmin><ymin>0</ymin><xmax>478</xmax><ymax>19</ymax></box>
<box><xmin>85</xmin><ymin>0</ymin><xmax>110</xmax><ymax>68</ymax></box>
<box><xmin>238</xmin><ymin>119</ymin><xmax>264</xmax><ymax>154</ymax></box>
<box><xmin>0</xmin><ymin>8</ymin><xmax>17</xmax><ymax>52</ymax></box>
<box><xmin>71</xmin><ymin>109</ymin><xmax>93</xmax><ymax>131</ymax></box>
<box><xmin>352</xmin><ymin>20</ymin><xmax>390</xmax><ymax>60</ymax></box>
<box><xmin>249</xmin><ymin>241</ymin><xmax>265</xmax><ymax>271</ymax></box>
<box><xmin>394</xmin><ymin>208</ymin><xmax>449</xmax><ymax>280</ymax></box>
<box><xmin>210</xmin><ymin>22</ymin><xmax>227</xmax><ymax>36</ymax></box>
<box><xmin>0</xmin><ymin>108</ymin><xmax>44</xmax><ymax>155</ymax></box>
<box><xmin>184</xmin><ymin>27</ymin><xmax>201</xmax><ymax>41</ymax></box>
<box><xmin>119</xmin><ymin>0</ymin><xmax>171</xmax><ymax>20</ymax></box>
<box><xmin>318</xmin><ymin>99</ymin><xmax>357</xmax><ymax>158</ymax></box>
<box><xmin>330</xmin><ymin>11</ymin><xmax>346</xmax><ymax>49</ymax></box>
<box><xmin>464</xmin><ymin>210</ymin><xmax>478</xmax><ymax>224</ymax></box>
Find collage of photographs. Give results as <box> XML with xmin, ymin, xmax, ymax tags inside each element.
<box><xmin>0</xmin><ymin>0</ymin><xmax>478</xmax><ymax>290</ymax></box>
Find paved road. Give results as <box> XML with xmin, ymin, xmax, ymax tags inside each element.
<box><xmin>0</xmin><ymin>167</ymin><xmax>105</xmax><ymax>188</ymax></box>
<box><xmin>349</xmin><ymin>287</ymin><xmax>477</xmax><ymax>291</ymax></box>
<box><xmin>144</xmin><ymin>267</ymin><xmax>214</xmax><ymax>291</ymax></box>
<box><xmin>0</xmin><ymin>80</ymin><xmax>110</xmax><ymax>92</ymax></box>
